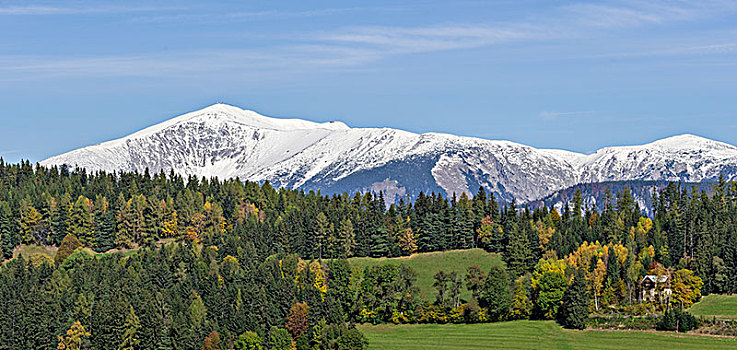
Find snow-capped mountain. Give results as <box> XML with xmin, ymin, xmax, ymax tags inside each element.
<box><xmin>40</xmin><ymin>104</ymin><xmax>737</xmax><ymax>203</ymax></box>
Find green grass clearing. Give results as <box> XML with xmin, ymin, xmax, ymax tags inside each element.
<box><xmin>690</xmin><ymin>294</ymin><xmax>737</xmax><ymax>320</ymax></box>
<box><xmin>12</xmin><ymin>244</ymin><xmax>58</xmax><ymax>262</ymax></box>
<box><xmin>358</xmin><ymin>321</ymin><xmax>737</xmax><ymax>350</ymax></box>
<box><xmin>6</xmin><ymin>238</ymin><xmax>182</xmax><ymax>265</ymax></box>
<box><xmin>348</xmin><ymin>248</ymin><xmax>504</xmax><ymax>300</ymax></box>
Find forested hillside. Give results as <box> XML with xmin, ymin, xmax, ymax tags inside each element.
<box><xmin>1</xmin><ymin>160</ymin><xmax>736</xmax><ymax>348</ymax></box>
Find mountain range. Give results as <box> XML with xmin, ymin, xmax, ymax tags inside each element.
<box><xmin>40</xmin><ymin>103</ymin><xmax>737</xmax><ymax>204</ymax></box>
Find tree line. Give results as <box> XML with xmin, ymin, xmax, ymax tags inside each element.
<box><xmin>0</xmin><ymin>160</ymin><xmax>734</xmax><ymax>347</ymax></box>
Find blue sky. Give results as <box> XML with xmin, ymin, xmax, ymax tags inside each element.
<box><xmin>2</xmin><ymin>0</ymin><xmax>737</xmax><ymax>163</ymax></box>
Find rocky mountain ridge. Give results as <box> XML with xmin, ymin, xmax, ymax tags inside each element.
<box><xmin>41</xmin><ymin>104</ymin><xmax>737</xmax><ymax>203</ymax></box>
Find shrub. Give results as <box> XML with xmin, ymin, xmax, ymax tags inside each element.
<box><xmin>60</xmin><ymin>248</ymin><xmax>93</xmax><ymax>270</ymax></box>
<box><xmin>321</xmin><ymin>324</ymin><xmax>369</xmax><ymax>350</ymax></box>
<box><xmin>266</xmin><ymin>327</ymin><xmax>292</xmax><ymax>350</ymax></box>
<box><xmin>234</xmin><ymin>331</ymin><xmax>262</xmax><ymax>350</ymax></box>
<box><xmin>587</xmin><ymin>316</ymin><xmax>658</xmax><ymax>330</ymax></box>
<box><xmin>657</xmin><ymin>309</ymin><xmax>699</xmax><ymax>332</ymax></box>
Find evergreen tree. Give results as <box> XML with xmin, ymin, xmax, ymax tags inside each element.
<box><xmin>94</xmin><ymin>207</ymin><xmax>116</xmax><ymax>253</ymax></box>
<box><xmin>315</xmin><ymin>212</ymin><xmax>328</xmax><ymax>259</ymax></box>
<box><xmin>0</xmin><ymin>201</ymin><xmax>18</xmax><ymax>260</ymax></box>
<box><xmin>561</xmin><ymin>269</ymin><xmax>589</xmax><ymax>330</ymax></box>
<box><xmin>119</xmin><ymin>306</ymin><xmax>141</xmax><ymax>350</ymax></box>
<box><xmin>69</xmin><ymin>196</ymin><xmax>95</xmax><ymax>246</ymax></box>
<box><xmin>338</xmin><ymin>218</ymin><xmax>355</xmax><ymax>258</ymax></box>
<box><xmin>50</xmin><ymin>192</ymin><xmax>72</xmax><ymax>245</ymax></box>
<box><xmin>504</xmin><ymin>220</ymin><xmax>532</xmax><ymax>278</ymax></box>
<box><xmin>479</xmin><ymin>266</ymin><xmax>511</xmax><ymax>320</ymax></box>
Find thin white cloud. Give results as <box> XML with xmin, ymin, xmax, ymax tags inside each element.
<box><xmin>0</xmin><ymin>4</ymin><xmax>180</xmax><ymax>15</ymax></box>
<box><xmin>564</xmin><ymin>0</ymin><xmax>737</xmax><ymax>28</ymax></box>
<box><xmin>2</xmin><ymin>0</ymin><xmax>737</xmax><ymax>81</ymax></box>
<box><xmin>540</xmin><ymin>111</ymin><xmax>596</xmax><ymax>121</ymax></box>
<box><xmin>566</xmin><ymin>40</ymin><xmax>737</xmax><ymax>61</ymax></box>
<box><xmin>316</xmin><ymin>24</ymin><xmax>547</xmax><ymax>54</ymax></box>
<box><xmin>307</xmin><ymin>0</ymin><xmax>737</xmax><ymax>62</ymax></box>
<box><xmin>0</xmin><ymin>45</ymin><xmax>385</xmax><ymax>81</ymax></box>
<box><xmin>130</xmin><ymin>6</ymin><xmax>399</xmax><ymax>24</ymax></box>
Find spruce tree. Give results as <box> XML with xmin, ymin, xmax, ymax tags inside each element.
<box><xmin>94</xmin><ymin>209</ymin><xmax>116</xmax><ymax>253</ymax></box>
<box><xmin>69</xmin><ymin>196</ymin><xmax>94</xmax><ymax>247</ymax></box>
<box><xmin>561</xmin><ymin>269</ymin><xmax>589</xmax><ymax>330</ymax></box>
<box><xmin>479</xmin><ymin>266</ymin><xmax>511</xmax><ymax>320</ymax></box>
<box><xmin>504</xmin><ymin>220</ymin><xmax>531</xmax><ymax>278</ymax></box>
<box><xmin>0</xmin><ymin>201</ymin><xmax>18</xmax><ymax>260</ymax></box>
<box><xmin>606</xmin><ymin>250</ymin><xmax>620</xmax><ymax>284</ymax></box>
<box><xmin>315</xmin><ymin>212</ymin><xmax>328</xmax><ymax>259</ymax></box>
<box><xmin>120</xmin><ymin>306</ymin><xmax>141</xmax><ymax>350</ymax></box>
<box><xmin>50</xmin><ymin>192</ymin><xmax>72</xmax><ymax>245</ymax></box>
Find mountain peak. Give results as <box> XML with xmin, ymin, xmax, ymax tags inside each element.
<box><xmin>40</xmin><ymin>105</ymin><xmax>737</xmax><ymax>204</ymax></box>
<box><xmin>199</xmin><ymin>102</ymin><xmax>245</xmax><ymax>114</ymax></box>
<box><xmin>649</xmin><ymin>133</ymin><xmax>735</xmax><ymax>150</ymax></box>
<box><xmin>123</xmin><ymin>103</ymin><xmax>351</xmax><ymax>140</ymax></box>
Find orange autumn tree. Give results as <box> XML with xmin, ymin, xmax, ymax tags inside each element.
<box><xmin>57</xmin><ymin>321</ymin><xmax>90</xmax><ymax>350</ymax></box>
<box><xmin>285</xmin><ymin>302</ymin><xmax>309</xmax><ymax>339</ymax></box>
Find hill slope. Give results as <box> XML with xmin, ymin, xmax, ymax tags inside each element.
<box><xmin>347</xmin><ymin>249</ymin><xmax>504</xmax><ymax>300</ymax></box>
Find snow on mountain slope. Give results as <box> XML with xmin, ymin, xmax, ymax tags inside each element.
<box><xmin>40</xmin><ymin>104</ymin><xmax>737</xmax><ymax>203</ymax></box>
<box><xmin>578</xmin><ymin>134</ymin><xmax>737</xmax><ymax>184</ymax></box>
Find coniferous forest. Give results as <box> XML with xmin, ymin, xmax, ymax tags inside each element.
<box><xmin>1</xmin><ymin>160</ymin><xmax>735</xmax><ymax>348</ymax></box>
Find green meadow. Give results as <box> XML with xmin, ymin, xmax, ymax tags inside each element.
<box><xmin>690</xmin><ymin>294</ymin><xmax>737</xmax><ymax>320</ymax></box>
<box><xmin>347</xmin><ymin>248</ymin><xmax>504</xmax><ymax>300</ymax></box>
<box><xmin>358</xmin><ymin>321</ymin><xmax>737</xmax><ymax>350</ymax></box>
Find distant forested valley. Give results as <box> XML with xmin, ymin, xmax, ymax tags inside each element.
<box><xmin>1</xmin><ymin>160</ymin><xmax>735</xmax><ymax>349</ymax></box>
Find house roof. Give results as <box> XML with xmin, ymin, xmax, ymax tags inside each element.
<box><xmin>641</xmin><ymin>275</ymin><xmax>668</xmax><ymax>283</ymax></box>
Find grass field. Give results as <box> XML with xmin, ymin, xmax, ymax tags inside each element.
<box><xmin>12</xmin><ymin>244</ymin><xmax>58</xmax><ymax>262</ymax></box>
<box><xmin>690</xmin><ymin>294</ymin><xmax>737</xmax><ymax>320</ymax></box>
<box><xmin>358</xmin><ymin>321</ymin><xmax>737</xmax><ymax>350</ymax></box>
<box><xmin>348</xmin><ymin>249</ymin><xmax>504</xmax><ymax>300</ymax></box>
<box><xmin>7</xmin><ymin>239</ymin><xmax>179</xmax><ymax>264</ymax></box>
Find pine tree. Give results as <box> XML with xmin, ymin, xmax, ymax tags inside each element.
<box><xmin>505</xmin><ymin>220</ymin><xmax>531</xmax><ymax>278</ymax></box>
<box><xmin>119</xmin><ymin>306</ymin><xmax>141</xmax><ymax>350</ymax></box>
<box><xmin>69</xmin><ymin>196</ymin><xmax>94</xmax><ymax>246</ymax></box>
<box><xmin>141</xmin><ymin>197</ymin><xmax>159</xmax><ymax>248</ymax></box>
<box><xmin>94</xmin><ymin>207</ymin><xmax>116</xmax><ymax>253</ymax></box>
<box><xmin>561</xmin><ymin>269</ymin><xmax>589</xmax><ymax>330</ymax></box>
<box><xmin>606</xmin><ymin>249</ymin><xmax>620</xmax><ymax>284</ymax></box>
<box><xmin>338</xmin><ymin>218</ymin><xmax>355</xmax><ymax>258</ymax></box>
<box><xmin>50</xmin><ymin>193</ymin><xmax>72</xmax><ymax>245</ymax></box>
<box><xmin>479</xmin><ymin>266</ymin><xmax>511</xmax><ymax>320</ymax></box>
<box><xmin>369</xmin><ymin>226</ymin><xmax>390</xmax><ymax>258</ymax></box>
<box><xmin>0</xmin><ymin>201</ymin><xmax>18</xmax><ymax>260</ymax></box>
<box><xmin>455</xmin><ymin>193</ymin><xmax>475</xmax><ymax>249</ymax></box>
<box><xmin>115</xmin><ymin>196</ymin><xmax>137</xmax><ymax>248</ymax></box>
<box><xmin>315</xmin><ymin>212</ymin><xmax>328</xmax><ymax>259</ymax></box>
